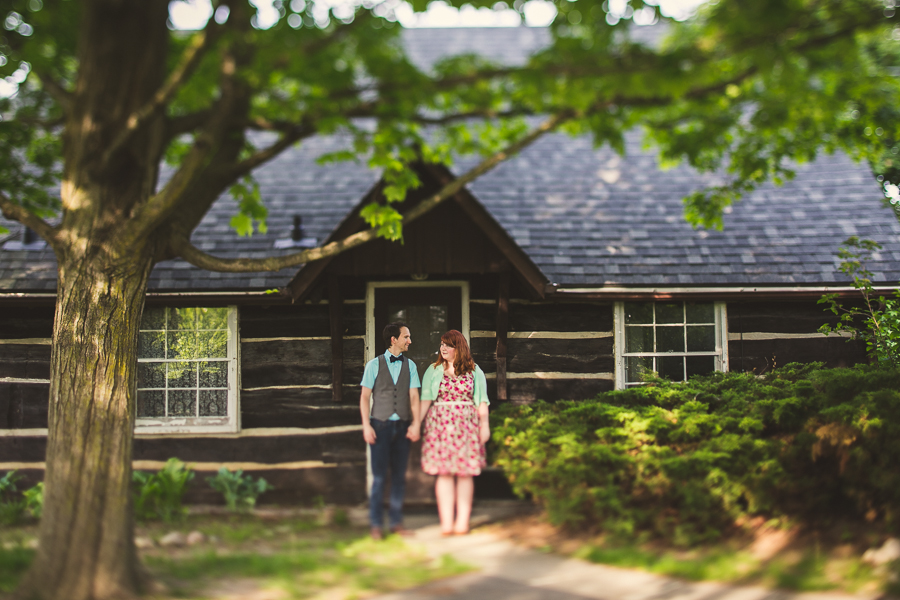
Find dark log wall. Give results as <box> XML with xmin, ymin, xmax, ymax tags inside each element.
<box><xmin>727</xmin><ymin>300</ymin><xmax>867</xmax><ymax>373</ymax></box>
<box><xmin>0</xmin><ymin>296</ymin><xmax>873</xmax><ymax>506</ymax></box>
<box><xmin>470</xmin><ymin>299</ymin><xmax>615</xmax><ymax>403</ymax></box>
<box><xmin>0</xmin><ymin>301</ymin><xmax>372</xmax><ymax>505</ymax></box>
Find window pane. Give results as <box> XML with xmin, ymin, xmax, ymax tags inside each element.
<box><xmin>138</xmin><ymin>331</ymin><xmax>165</xmax><ymax>359</ymax></box>
<box><xmin>626</xmin><ymin>356</ymin><xmax>653</xmax><ymax>383</ymax></box>
<box><xmin>170</xmin><ymin>308</ymin><xmax>197</xmax><ymax>330</ymax></box>
<box><xmin>686</xmin><ymin>303</ymin><xmax>715</xmax><ymax>324</ymax></box>
<box><xmin>657</xmin><ymin>326</ymin><xmax>685</xmax><ymax>353</ymax></box>
<box><xmin>168</xmin><ymin>390</ymin><xmax>196</xmax><ymax>417</ymax></box>
<box><xmin>141</xmin><ymin>308</ymin><xmax>166</xmax><ymax>331</ymax></box>
<box><xmin>657</xmin><ymin>356</ymin><xmax>685</xmax><ymax>381</ymax></box>
<box><xmin>137</xmin><ymin>390</ymin><xmax>165</xmax><ymax>417</ymax></box>
<box><xmin>625</xmin><ymin>303</ymin><xmax>653</xmax><ymax>324</ymax></box>
<box><xmin>138</xmin><ymin>362</ymin><xmax>166</xmax><ymax>388</ymax></box>
<box><xmin>196</xmin><ymin>307</ymin><xmax>228</xmax><ymax>330</ymax></box>
<box><xmin>656</xmin><ymin>303</ymin><xmax>684</xmax><ymax>324</ymax></box>
<box><xmin>199</xmin><ymin>390</ymin><xmax>228</xmax><ymax>416</ymax></box>
<box><xmin>198</xmin><ymin>361</ymin><xmax>228</xmax><ymax>388</ymax></box>
<box><xmin>167</xmin><ymin>362</ymin><xmax>196</xmax><ymax>388</ymax></box>
<box><xmin>687</xmin><ymin>355</ymin><xmax>716</xmax><ymax>379</ymax></box>
<box><xmin>625</xmin><ymin>326</ymin><xmax>653</xmax><ymax>353</ymax></box>
<box><xmin>167</xmin><ymin>331</ymin><xmax>199</xmax><ymax>359</ymax></box>
<box><xmin>687</xmin><ymin>325</ymin><xmax>716</xmax><ymax>352</ymax></box>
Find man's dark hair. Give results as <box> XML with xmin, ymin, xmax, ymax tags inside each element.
<box><xmin>383</xmin><ymin>322</ymin><xmax>408</xmax><ymax>349</ymax></box>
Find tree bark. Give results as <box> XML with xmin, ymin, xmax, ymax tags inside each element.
<box><xmin>15</xmin><ymin>1</ymin><xmax>171</xmax><ymax>598</ymax></box>
<box><xmin>19</xmin><ymin>251</ymin><xmax>155</xmax><ymax>600</ymax></box>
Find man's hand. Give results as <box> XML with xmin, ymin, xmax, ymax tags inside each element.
<box><xmin>406</xmin><ymin>422</ymin><xmax>420</xmax><ymax>442</ymax></box>
<box><xmin>363</xmin><ymin>424</ymin><xmax>377</xmax><ymax>445</ymax></box>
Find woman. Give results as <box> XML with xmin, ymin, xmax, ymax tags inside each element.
<box><xmin>419</xmin><ymin>329</ymin><xmax>490</xmax><ymax>535</ymax></box>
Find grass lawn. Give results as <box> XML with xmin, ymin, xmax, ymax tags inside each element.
<box><xmin>489</xmin><ymin>514</ymin><xmax>900</xmax><ymax>597</ymax></box>
<box><xmin>0</xmin><ymin>510</ymin><xmax>469</xmax><ymax>599</ymax></box>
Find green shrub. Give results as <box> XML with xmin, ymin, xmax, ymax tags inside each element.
<box><xmin>492</xmin><ymin>363</ymin><xmax>900</xmax><ymax>545</ymax></box>
<box><xmin>133</xmin><ymin>458</ymin><xmax>194</xmax><ymax>522</ymax></box>
<box><xmin>22</xmin><ymin>482</ymin><xmax>43</xmax><ymax>519</ymax></box>
<box><xmin>0</xmin><ymin>471</ymin><xmax>25</xmax><ymax>525</ymax></box>
<box><xmin>207</xmin><ymin>468</ymin><xmax>273</xmax><ymax>512</ymax></box>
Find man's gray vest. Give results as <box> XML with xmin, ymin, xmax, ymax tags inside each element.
<box><xmin>371</xmin><ymin>355</ymin><xmax>412</xmax><ymax>421</ymax></box>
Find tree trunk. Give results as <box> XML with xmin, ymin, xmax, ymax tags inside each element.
<box><xmin>17</xmin><ymin>249</ymin><xmax>155</xmax><ymax>600</ymax></box>
<box><xmin>15</xmin><ymin>2</ymin><xmax>170</xmax><ymax>598</ymax></box>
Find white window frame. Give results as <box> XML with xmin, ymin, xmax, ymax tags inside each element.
<box><xmin>135</xmin><ymin>306</ymin><xmax>240</xmax><ymax>435</ymax></box>
<box><xmin>614</xmin><ymin>301</ymin><xmax>728</xmax><ymax>390</ymax></box>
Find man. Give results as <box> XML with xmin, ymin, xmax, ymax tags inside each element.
<box><xmin>359</xmin><ymin>322</ymin><xmax>421</xmax><ymax>539</ymax></box>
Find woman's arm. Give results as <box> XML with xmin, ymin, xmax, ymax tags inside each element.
<box><xmin>477</xmin><ymin>401</ymin><xmax>490</xmax><ymax>444</ymax></box>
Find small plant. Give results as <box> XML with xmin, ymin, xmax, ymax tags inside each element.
<box><xmin>22</xmin><ymin>482</ymin><xmax>44</xmax><ymax>519</ymax></box>
<box><xmin>819</xmin><ymin>237</ymin><xmax>900</xmax><ymax>367</ymax></box>
<box><xmin>207</xmin><ymin>467</ymin><xmax>273</xmax><ymax>512</ymax></box>
<box><xmin>0</xmin><ymin>471</ymin><xmax>25</xmax><ymax>525</ymax></box>
<box><xmin>133</xmin><ymin>458</ymin><xmax>194</xmax><ymax>522</ymax></box>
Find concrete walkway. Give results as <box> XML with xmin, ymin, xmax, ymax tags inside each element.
<box><xmin>373</xmin><ymin>502</ymin><xmax>883</xmax><ymax>600</ymax></box>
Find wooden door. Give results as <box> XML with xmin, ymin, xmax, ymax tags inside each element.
<box><xmin>374</xmin><ymin>287</ymin><xmax>462</xmax><ymax>383</ymax></box>
<box><xmin>373</xmin><ymin>286</ymin><xmax>463</xmax><ymax>504</ymax></box>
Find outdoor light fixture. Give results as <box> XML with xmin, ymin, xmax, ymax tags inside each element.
<box><xmin>274</xmin><ymin>214</ymin><xmax>317</xmax><ymax>249</ymax></box>
<box><xmin>2</xmin><ymin>226</ymin><xmax>47</xmax><ymax>251</ymax></box>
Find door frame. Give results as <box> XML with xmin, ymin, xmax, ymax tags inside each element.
<box><xmin>365</xmin><ymin>280</ymin><xmax>470</xmax><ymax>363</ymax></box>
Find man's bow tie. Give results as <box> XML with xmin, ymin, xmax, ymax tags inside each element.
<box><xmin>390</xmin><ymin>354</ymin><xmax>403</xmax><ymax>363</ymax></box>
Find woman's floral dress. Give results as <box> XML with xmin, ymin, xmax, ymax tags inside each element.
<box><xmin>421</xmin><ymin>371</ymin><xmax>486</xmax><ymax>476</ymax></box>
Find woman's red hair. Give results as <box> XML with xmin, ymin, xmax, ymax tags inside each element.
<box><xmin>432</xmin><ymin>329</ymin><xmax>475</xmax><ymax>376</ymax></box>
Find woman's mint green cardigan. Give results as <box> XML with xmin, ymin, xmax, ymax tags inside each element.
<box><xmin>420</xmin><ymin>363</ymin><xmax>490</xmax><ymax>406</ymax></box>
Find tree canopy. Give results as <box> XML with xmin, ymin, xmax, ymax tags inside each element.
<box><xmin>2</xmin><ymin>0</ymin><xmax>899</xmax><ymax>263</ymax></box>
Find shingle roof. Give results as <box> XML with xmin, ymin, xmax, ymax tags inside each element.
<box><xmin>3</xmin><ymin>26</ymin><xmax>900</xmax><ymax>292</ymax></box>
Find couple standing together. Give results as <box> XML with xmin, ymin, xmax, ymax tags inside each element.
<box><xmin>359</xmin><ymin>322</ymin><xmax>490</xmax><ymax>539</ymax></box>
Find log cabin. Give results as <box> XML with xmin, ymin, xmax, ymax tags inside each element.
<box><xmin>2</xmin><ymin>27</ymin><xmax>900</xmax><ymax>504</ymax></box>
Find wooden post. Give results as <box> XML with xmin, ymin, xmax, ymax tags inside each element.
<box><xmin>496</xmin><ymin>272</ymin><xmax>510</xmax><ymax>402</ymax></box>
<box><xmin>328</xmin><ymin>277</ymin><xmax>344</xmax><ymax>403</ymax></box>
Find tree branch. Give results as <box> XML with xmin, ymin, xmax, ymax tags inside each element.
<box><xmin>165</xmin><ymin>109</ymin><xmax>215</xmax><ymax>140</ymax></box>
<box><xmin>224</xmin><ymin>122</ymin><xmax>317</xmax><ymax>181</ymax></box>
<box><xmin>171</xmin><ymin>112</ymin><xmax>573</xmax><ymax>273</ymax></box>
<box><xmin>102</xmin><ymin>20</ymin><xmax>223</xmax><ymax>168</ymax></box>
<box><xmin>0</xmin><ymin>190</ymin><xmax>59</xmax><ymax>248</ymax></box>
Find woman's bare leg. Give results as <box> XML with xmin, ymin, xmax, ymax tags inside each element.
<box><xmin>454</xmin><ymin>476</ymin><xmax>474</xmax><ymax>534</ymax></box>
<box><xmin>435</xmin><ymin>475</ymin><xmax>456</xmax><ymax>534</ymax></box>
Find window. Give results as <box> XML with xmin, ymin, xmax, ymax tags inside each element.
<box><xmin>136</xmin><ymin>306</ymin><xmax>239</xmax><ymax>433</ymax></box>
<box><xmin>614</xmin><ymin>302</ymin><xmax>728</xmax><ymax>389</ymax></box>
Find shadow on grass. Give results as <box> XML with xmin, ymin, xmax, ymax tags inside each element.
<box><xmin>0</xmin><ymin>515</ymin><xmax>470</xmax><ymax>599</ymax></box>
<box><xmin>0</xmin><ymin>546</ymin><xmax>34</xmax><ymax>594</ymax></box>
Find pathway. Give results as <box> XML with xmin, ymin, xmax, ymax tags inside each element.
<box><xmin>372</xmin><ymin>503</ymin><xmax>884</xmax><ymax>600</ymax></box>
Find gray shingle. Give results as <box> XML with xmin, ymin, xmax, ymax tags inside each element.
<box><xmin>3</xmin><ymin>28</ymin><xmax>900</xmax><ymax>292</ymax></box>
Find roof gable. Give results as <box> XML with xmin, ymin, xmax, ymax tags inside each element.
<box><xmin>286</xmin><ymin>162</ymin><xmax>548</xmax><ymax>301</ymax></box>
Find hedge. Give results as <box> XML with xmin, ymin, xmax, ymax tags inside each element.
<box><xmin>491</xmin><ymin>363</ymin><xmax>900</xmax><ymax>545</ymax></box>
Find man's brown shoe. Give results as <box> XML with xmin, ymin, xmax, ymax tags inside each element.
<box><xmin>389</xmin><ymin>525</ymin><xmax>414</xmax><ymax>537</ymax></box>
<box><xmin>370</xmin><ymin>527</ymin><xmax>384</xmax><ymax>540</ymax></box>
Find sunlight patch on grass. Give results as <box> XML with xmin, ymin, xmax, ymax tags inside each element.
<box><xmin>575</xmin><ymin>542</ymin><xmax>885</xmax><ymax>594</ymax></box>
<box><xmin>146</xmin><ymin>529</ymin><xmax>470</xmax><ymax>598</ymax></box>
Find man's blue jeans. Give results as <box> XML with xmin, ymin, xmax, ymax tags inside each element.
<box><xmin>369</xmin><ymin>418</ymin><xmax>411</xmax><ymax>530</ymax></box>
